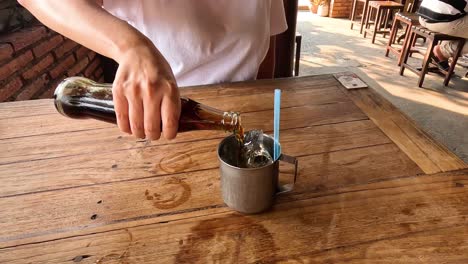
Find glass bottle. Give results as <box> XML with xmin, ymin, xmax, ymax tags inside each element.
<box><xmin>53</xmin><ymin>77</ymin><xmax>243</xmax><ymax>135</ymax></box>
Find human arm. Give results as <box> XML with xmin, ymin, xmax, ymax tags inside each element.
<box><xmin>18</xmin><ymin>0</ymin><xmax>180</xmax><ymax>140</ymax></box>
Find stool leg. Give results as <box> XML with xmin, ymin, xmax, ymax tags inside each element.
<box><xmin>386</xmin><ymin>16</ymin><xmax>399</xmax><ymax>57</ymax></box>
<box><xmin>398</xmin><ymin>23</ymin><xmax>412</xmax><ymax>66</ymax></box>
<box><xmin>372</xmin><ymin>8</ymin><xmax>382</xmax><ymax>44</ymax></box>
<box><xmin>294</xmin><ymin>35</ymin><xmax>302</xmax><ymax>77</ymax></box>
<box><xmin>382</xmin><ymin>10</ymin><xmax>390</xmax><ymax>38</ymax></box>
<box><xmin>418</xmin><ymin>38</ymin><xmax>436</xmax><ymax>88</ymax></box>
<box><xmin>400</xmin><ymin>31</ymin><xmax>414</xmax><ymax>75</ymax></box>
<box><xmin>444</xmin><ymin>39</ymin><xmax>466</xmax><ymax>86</ymax></box>
<box><xmin>409</xmin><ymin>31</ymin><xmax>417</xmax><ymax>58</ymax></box>
<box><xmin>383</xmin><ymin>9</ymin><xmax>390</xmax><ymax>35</ymax></box>
<box><xmin>350</xmin><ymin>0</ymin><xmax>357</xmax><ymax>29</ymax></box>
<box><xmin>360</xmin><ymin>0</ymin><xmax>369</xmax><ymax>34</ymax></box>
<box><xmin>363</xmin><ymin>6</ymin><xmax>372</xmax><ymax>38</ymax></box>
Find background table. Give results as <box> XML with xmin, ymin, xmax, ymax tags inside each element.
<box><xmin>0</xmin><ymin>74</ymin><xmax>466</xmax><ymax>263</ymax></box>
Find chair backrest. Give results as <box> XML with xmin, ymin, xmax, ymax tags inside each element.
<box><xmin>274</xmin><ymin>0</ymin><xmax>298</xmax><ymax>78</ymax></box>
<box><xmin>406</xmin><ymin>0</ymin><xmax>422</xmax><ymax>12</ymax></box>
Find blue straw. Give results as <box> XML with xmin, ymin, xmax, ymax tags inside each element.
<box><xmin>274</xmin><ymin>89</ymin><xmax>281</xmax><ymax>160</ymax></box>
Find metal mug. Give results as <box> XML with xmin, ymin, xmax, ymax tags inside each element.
<box><xmin>217</xmin><ymin>133</ymin><xmax>298</xmax><ymax>214</ymax></box>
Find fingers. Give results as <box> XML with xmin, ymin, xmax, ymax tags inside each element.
<box><xmin>160</xmin><ymin>88</ymin><xmax>180</xmax><ymax>140</ymax></box>
<box><xmin>112</xmin><ymin>83</ymin><xmax>131</xmax><ymax>134</ymax></box>
<box><xmin>143</xmin><ymin>91</ymin><xmax>161</xmax><ymax>140</ymax></box>
<box><xmin>127</xmin><ymin>94</ymin><xmax>145</xmax><ymax>139</ymax></box>
<box><xmin>112</xmin><ymin>45</ymin><xmax>179</xmax><ymax>140</ymax></box>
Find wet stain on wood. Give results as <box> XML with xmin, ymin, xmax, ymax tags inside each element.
<box><xmin>96</xmin><ymin>230</ymin><xmax>133</xmax><ymax>263</ymax></box>
<box><xmin>314</xmin><ymin>184</ymin><xmax>327</xmax><ymax>192</ymax></box>
<box><xmin>126</xmin><ymin>229</ymin><xmax>133</xmax><ymax>242</ymax></box>
<box><xmin>158</xmin><ymin>152</ymin><xmax>194</xmax><ymax>173</ymax></box>
<box><xmin>144</xmin><ymin>177</ymin><xmax>191</xmax><ymax>209</ymax></box>
<box><xmin>175</xmin><ymin>215</ymin><xmax>277</xmax><ymax>262</ymax></box>
<box><xmin>72</xmin><ymin>255</ymin><xmax>91</xmax><ymax>262</ymax></box>
<box><xmin>95</xmin><ymin>252</ymin><xmax>128</xmax><ymax>264</ymax></box>
<box><xmin>455</xmin><ymin>182</ymin><xmax>464</xmax><ymax>187</ymax></box>
<box><xmin>399</xmin><ymin>222</ymin><xmax>418</xmax><ymax>231</ymax></box>
<box><xmin>401</xmin><ymin>208</ymin><xmax>414</xmax><ymax>216</ymax></box>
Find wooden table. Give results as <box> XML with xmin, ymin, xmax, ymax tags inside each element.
<box><xmin>0</xmin><ymin>74</ymin><xmax>467</xmax><ymax>263</ymax></box>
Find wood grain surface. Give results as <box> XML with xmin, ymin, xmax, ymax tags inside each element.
<box><xmin>0</xmin><ymin>74</ymin><xmax>466</xmax><ymax>263</ymax></box>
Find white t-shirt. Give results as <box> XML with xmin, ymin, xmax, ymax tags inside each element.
<box><xmin>103</xmin><ymin>0</ymin><xmax>288</xmax><ymax>87</ymax></box>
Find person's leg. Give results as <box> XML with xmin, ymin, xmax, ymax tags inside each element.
<box><xmin>420</xmin><ymin>16</ymin><xmax>468</xmax><ymax>59</ymax></box>
<box><xmin>439</xmin><ymin>40</ymin><xmax>468</xmax><ymax>59</ymax></box>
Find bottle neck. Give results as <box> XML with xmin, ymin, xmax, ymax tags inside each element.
<box><xmin>222</xmin><ymin>111</ymin><xmax>241</xmax><ymax>132</ymax></box>
<box><xmin>223</xmin><ymin>111</ymin><xmax>244</xmax><ymax>143</ymax></box>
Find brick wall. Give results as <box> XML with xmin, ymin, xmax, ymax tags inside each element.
<box><xmin>329</xmin><ymin>0</ymin><xmax>354</xmax><ymax>18</ymax></box>
<box><xmin>0</xmin><ymin>24</ymin><xmax>104</xmax><ymax>102</ymax></box>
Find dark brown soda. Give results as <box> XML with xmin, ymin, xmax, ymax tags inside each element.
<box><xmin>54</xmin><ymin>77</ymin><xmax>243</xmax><ymax>136</ymax></box>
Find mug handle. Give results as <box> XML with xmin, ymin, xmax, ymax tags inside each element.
<box><xmin>277</xmin><ymin>153</ymin><xmax>298</xmax><ymax>194</ymax></box>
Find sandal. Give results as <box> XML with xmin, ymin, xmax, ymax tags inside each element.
<box><xmin>430</xmin><ymin>54</ymin><xmax>450</xmax><ymax>72</ymax></box>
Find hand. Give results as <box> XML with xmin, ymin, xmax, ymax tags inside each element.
<box><xmin>112</xmin><ymin>40</ymin><xmax>181</xmax><ymax>140</ymax></box>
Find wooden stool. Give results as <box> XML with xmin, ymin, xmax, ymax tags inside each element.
<box><xmin>385</xmin><ymin>12</ymin><xmax>420</xmax><ymax>65</ymax></box>
<box><xmin>400</xmin><ymin>25</ymin><xmax>466</xmax><ymax>87</ymax></box>
<box><xmin>364</xmin><ymin>1</ymin><xmax>404</xmax><ymax>44</ymax></box>
<box><xmin>350</xmin><ymin>0</ymin><xmax>385</xmax><ymax>34</ymax></box>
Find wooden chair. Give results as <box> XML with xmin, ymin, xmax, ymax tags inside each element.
<box><xmin>274</xmin><ymin>0</ymin><xmax>298</xmax><ymax>78</ymax></box>
<box><xmin>385</xmin><ymin>12</ymin><xmax>420</xmax><ymax>65</ymax></box>
<box><xmin>364</xmin><ymin>1</ymin><xmax>404</xmax><ymax>44</ymax></box>
<box><xmin>400</xmin><ymin>25</ymin><xmax>466</xmax><ymax>87</ymax></box>
<box><xmin>259</xmin><ymin>0</ymin><xmax>299</xmax><ymax>79</ymax></box>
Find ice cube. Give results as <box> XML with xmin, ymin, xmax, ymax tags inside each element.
<box><xmin>240</xmin><ymin>130</ymin><xmax>273</xmax><ymax>168</ymax></box>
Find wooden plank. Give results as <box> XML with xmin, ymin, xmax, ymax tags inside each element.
<box><xmin>0</xmin><ymin>86</ymin><xmax>352</xmax><ymax>140</ymax></box>
<box><xmin>273</xmin><ymin>225</ymin><xmax>468</xmax><ymax>263</ymax></box>
<box><xmin>193</xmin><ymin>84</ymin><xmax>350</xmax><ymax>113</ymax></box>
<box><xmin>0</xmin><ymin>127</ymin><xmax>213</xmax><ymax>165</ymax></box>
<box><xmin>0</xmin><ymin>143</ymin><xmax>421</xmax><ymax>248</ymax></box>
<box><xmin>290</xmin><ymin>143</ymin><xmax>423</xmax><ymax>193</ymax></box>
<box><xmin>0</xmin><ymin>119</ymin><xmax>385</xmax><ymax>197</ymax></box>
<box><xmin>0</xmin><ymin>170</ymin><xmax>466</xmax><ymax>263</ymax></box>
<box><xmin>180</xmin><ymin>74</ymin><xmax>338</xmax><ymax>99</ymax></box>
<box><xmin>0</xmin><ymin>81</ymin><xmax>346</xmax><ymax>120</ymax></box>
<box><xmin>336</xmin><ymin>75</ymin><xmax>467</xmax><ymax>173</ymax></box>
<box><xmin>0</xmin><ymin>107</ymin><xmax>372</xmax><ymax>165</ymax></box>
<box><xmin>0</xmin><ymin>75</ymin><xmax>334</xmax><ymax>119</ymax></box>
<box><xmin>0</xmin><ymin>100</ymin><xmax>56</xmax><ymax>120</ymax></box>
<box><xmin>242</xmin><ymin>102</ymin><xmax>366</xmax><ymax>131</ymax></box>
<box><xmin>0</xmin><ymin>114</ymin><xmax>113</xmax><ymax>140</ymax></box>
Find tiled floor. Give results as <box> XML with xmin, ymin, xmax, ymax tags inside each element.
<box><xmin>296</xmin><ymin>11</ymin><xmax>468</xmax><ymax>162</ymax></box>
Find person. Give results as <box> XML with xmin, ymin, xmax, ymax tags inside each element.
<box><xmin>417</xmin><ymin>0</ymin><xmax>468</xmax><ymax>70</ymax></box>
<box><xmin>19</xmin><ymin>0</ymin><xmax>287</xmax><ymax>140</ymax></box>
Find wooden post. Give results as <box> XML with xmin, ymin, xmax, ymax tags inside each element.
<box><xmin>274</xmin><ymin>0</ymin><xmax>298</xmax><ymax>78</ymax></box>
